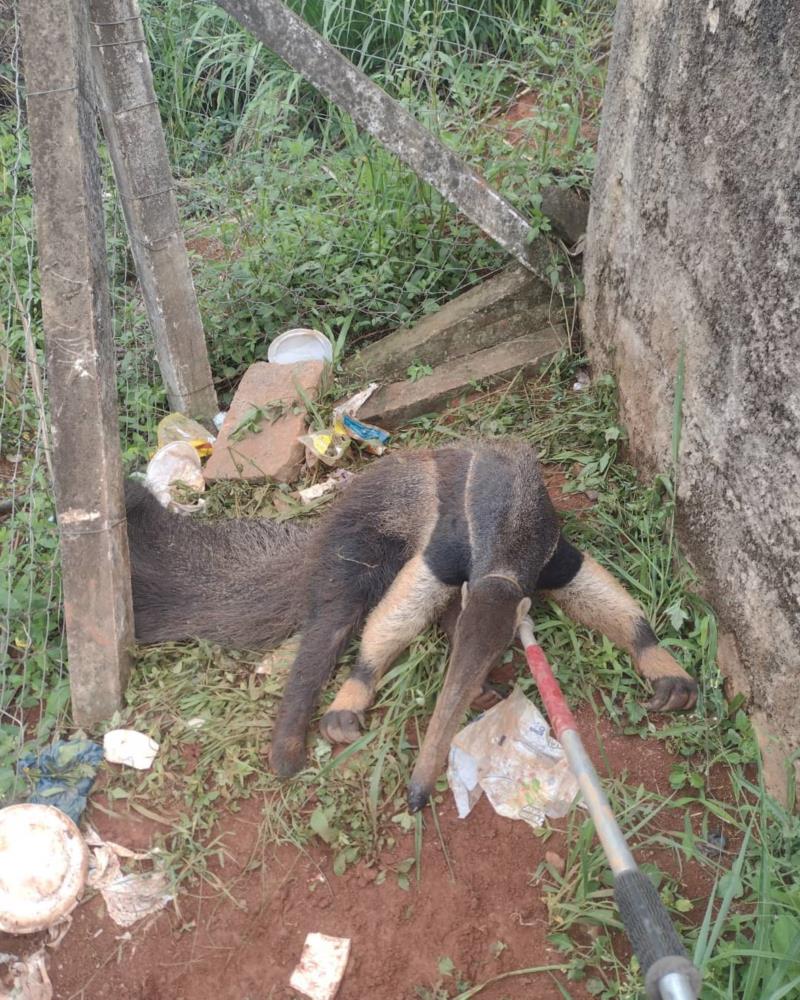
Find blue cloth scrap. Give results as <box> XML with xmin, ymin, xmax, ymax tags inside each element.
<box><xmin>17</xmin><ymin>738</ymin><xmax>104</xmax><ymax>824</ymax></box>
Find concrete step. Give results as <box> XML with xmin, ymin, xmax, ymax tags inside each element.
<box><xmin>359</xmin><ymin>325</ymin><xmax>566</xmax><ymax>428</ymax></box>
<box><xmin>347</xmin><ymin>264</ymin><xmax>565</xmax><ymax>381</ymax></box>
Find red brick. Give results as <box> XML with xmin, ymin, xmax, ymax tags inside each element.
<box><xmin>204</xmin><ymin>361</ymin><xmax>326</xmax><ymax>483</ymax></box>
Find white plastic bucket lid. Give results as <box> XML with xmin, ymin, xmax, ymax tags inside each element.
<box><xmin>267</xmin><ymin>328</ymin><xmax>333</xmax><ymax>365</ymax></box>
<box><xmin>0</xmin><ymin>803</ymin><xmax>89</xmax><ymax>933</ymax></box>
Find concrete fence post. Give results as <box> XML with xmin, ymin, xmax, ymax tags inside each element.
<box><xmin>89</xmin><ymin>0</ymin><xmax>218</xmax><ymax>420</ymax></box>
<box><xmin>20</xmin><ymin>0</ymin><xmax>135</xmax><ymax>725</ymax></box>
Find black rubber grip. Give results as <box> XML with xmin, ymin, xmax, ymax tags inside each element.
<box><xmin>614</xmin><ymin>868</ymin><xmax>688</xmax><ymax>972</ymax></box>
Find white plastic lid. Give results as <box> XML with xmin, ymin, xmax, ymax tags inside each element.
<box><xmin>0</xmin><ymin>803</ymin><xmax>89</xmax><ymax>933</ymax></box>
<box><xmin>267</xmin><ymin>328</ymin><xmax>333</xmax><ymax>365</ymax></box>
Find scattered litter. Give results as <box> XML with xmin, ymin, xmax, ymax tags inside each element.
<box><xmin>0</xmin><ymin>949</ymin><xmax>52</xmax><ymax>1000</ymax></box>
<box><xmin>144</xmin><ymin>441</ymin><xmax>206</xmax><ymax>513</ymax></box>
<box><xmin>0</xmin><ymin>804</ymin><xmax>89</xmax><ymax>934</ymax></box>
<box><xmin>85</xmin><ymin>828</ymin><xmax>172</xmax><ymax>928</ymax></box>
<box><xmin>290</xmin><ymin>932</ymin><xmax>351</xmax><ymax>1000</ymax></box>
<box><xmin>184</xmin><ymin>717</ymin><xmax>206</xmax><ymax>730</ymax></box>
<box><xmin>299</xmin><ymin>428</ymin><xmax>350</xmax><ymax>467</ymax></box>
<box><xmin>156</xmin><ymin>413</ymin><xmax>215</xmax><ymax>458</ymax></box>
<box><xmin>340</xmin><ymin>414</ymin><xmax>390</xmax><ymax>456</ymax></box>
<box><xmin>572</xmin><ymin>368</ymin><xmax>590</xmax><ymax>392</ymax></box>
<box><xmin>447</xmin><ymin>687</ymin><xmax>579</xmax><ymax>829</ymax></box>
<box><xmin>332</xmin><ymin>383</ymin><xmax>379</xmax><ymax>420</ymax></box>
<box><xmin>212</xmin><ymin>410</ymin><xmax>227</xmax><ymax>431</ymax></box>
<box><xmin>16</xmin><ymin>739</ymin><xmax>103</xmax><ymax>824</ymax></box>
<box><xmin>96</xmin><ymin>871</ymin><xmax>172</xmax><ymax>929</ymax></box>
<box><xmin>297</xmin><ymin>469</ymin><xmax>355</xmax><ymax>505</ymax></box>
<box><xmin>255</xmin><ymin>635</ymin><xmax>301</xmax><ymax>676</ymax></box>
<box><xmin>268</xmin><ymin>328</ymin><xmax>333</xmax><ymax>365</ymax></box>
<box><xmin>103</xmin><ymin>730</ymin><xmax>159</xmax><ymax>771</ymax></box>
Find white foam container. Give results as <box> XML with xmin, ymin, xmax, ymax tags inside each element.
<box><xmin>0</xmin><ymin>803</ymin><xmax>89</xmax><ymax>933</ymax></box>
<box><xmin>267</xmin><ymin>328</ymin><xmax>333</xmax><ymax>365</ymax></box>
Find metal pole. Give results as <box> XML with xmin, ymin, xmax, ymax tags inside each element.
<box><xmin>518</xmin><ymin>618</ymin><xmax>700</xmax><ymax>1000</ymax></box>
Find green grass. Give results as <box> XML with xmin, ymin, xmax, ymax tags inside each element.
<box><xmin>3</xmin><ymin>0</ymin><xmax>798</xmax><ymax>994</ymax></box>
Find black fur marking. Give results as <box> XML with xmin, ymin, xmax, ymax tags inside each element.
<box><xmin>350</xmin><ymin>660</ymin><xmax>376</xmax><ymax>685</ymax></box>
<box><xmin>424</xmin><ymin>450</ymin><xmax>472</xmax><ymax>585</ymax></box>
<box><xmin>631</xmin><ymin>617</ymin><xmax>659</xmax><ymax>656</ymax></box>
<box><xmin>536</xmin><ymin>535</ymin><xmax>584</xmax><ymax>590</ymax></box>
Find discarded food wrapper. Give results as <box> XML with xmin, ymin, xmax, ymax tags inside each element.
<box><xmin>447</xmin><ymin>687</ymin><xmax>579</xmax><ymax>829</ymax></box>
<box><xmin>145</xmin><ymin>441</ymin><xmax>206</xmax><ymax>513</ymax></box>
<box><xmin>156</xmin><ymin>412</ymin><xmax>215</xmax><ymax>458</ymax></box>
<box><xmin>16</xmin><ymin>739</ymin><xmax>103</xmax><ymax>824</ymax></box>
<box><xmin>341</xmin><ymin>414</ymin><xmax>389</xmax><ymax>455</ymax></box>
<box><xmin>290</xmin><ymin>932</ymin><xmax>351</xmax><ymax>1000</ymax></box>
<box><xmin>297</xmin><ymin>469</ymin><xmax>355</xmax><ymax>505</ymax></box>
<box><xmin>332</xmin><ymin>383</ymin><xmax>379</xmax><ymax>420</ymax></box>
<box><xmin>103</xmin><ymin>729</ymin><xmax>159</xmax><ymax>771</ymax></box>
<box><xmin>0</xmin><ymin>949</ymin><xmax>52</xmax><ymax>1000</ymax></box>
<box><xmin>0</xmin><ymin>804</ymin><xmax>89</xmax><ymax>934</ymax></box>
<box><xmin>85</xmin><ymin>827</ymin><xmax>172</xmax><ymax>928</ymax></box>
<box><xmin>299</xmin><ymin>428</ymin><xmax>350</xmax><ymax>467</ymax></box>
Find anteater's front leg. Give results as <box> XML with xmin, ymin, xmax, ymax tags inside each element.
<box><xmin>320</xmin><ymin>555</ymin><xmax>455</xmax><ymax>745</ymax></box>
<box><xmin>539</xmin><ymin>538</ymin><xmax>698</xmax><ymax>711</ymax></box>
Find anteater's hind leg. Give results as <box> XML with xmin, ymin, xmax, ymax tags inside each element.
<box><xmin>270</xmin><ymin>596</ymin><xmax>363</xmax><ymax>778</ymax></box>
<box><xmin>320</xmin><ymin>555</ymin><xmax>455</xmax><ymax>745</ymax></box>
<box><xmin>539</xmin><ymin>537</ymin><xmax>698</xmax><ymax>711</ymax></box>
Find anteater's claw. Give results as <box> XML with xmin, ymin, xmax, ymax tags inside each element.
<box><xmin>407</xmin><ymin>782</ymin><xmax>431</xmax><ymax>813</ymax></box>
<box><xmin>645</xmin><ymin>676</ymin><xmax>698</xmax><ymax>713</ymax></box>
<box><xmin>269</xmin><ymin>737</ymin><xmax>307</xmax><ymax>779</ymax></box>
<box><xmin>320</xmin><ymin>709</ymin><xmax>364</xmax><ymax>745</ymax></box>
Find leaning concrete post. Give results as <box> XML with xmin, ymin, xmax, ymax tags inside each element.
<box><xmin>215</xmin><ymin>0</ymin><xmax>554</xmax><ymax>279</ymax></box>
<box><xmin>89</xmin><ymin>0</ymin><xmax>218</xmax><ymax>420</ymax></box>
<box><xmin>20</xmin><ymin>0</ymin><xmax>134</xmax><ymax>724</ymax></box>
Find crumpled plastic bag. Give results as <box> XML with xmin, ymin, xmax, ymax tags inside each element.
<box><xmin>16</xmin><ymin>740</ymin><xmax>103</xmax><ymax>825</ymax></box>
<box><xmin>85</xmin><ymin>828</ymin><xmax>172</xmax><ymax>928</ymax></box>
<box><xmin>447</xmin><ymin>687</ymin><xmax>579</xmax><ymax>829</ymax></box>
<box><xmin>144</xmin><ymin>441</ymin><xmax>206</xmax><ymax>513</ymax></box>
<box><xmin>0</xmin><ymin>949</ymin><xmax>51</xmax><ymax>1000</ymax></box>
<box><xmin>156</xmin><ymin>413</ymin><xmax>215</xmax><ymax>458</ymax></box>
<box><xmin>103</xmin><ymin>729</ymin><xmax>159</xmax><ymax>770</ymax></box>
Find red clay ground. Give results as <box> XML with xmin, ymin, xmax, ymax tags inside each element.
<box><xmin>0</xmin><ymin>706</ymin><xmax>730</xmax><ymax>1000</ymax></box>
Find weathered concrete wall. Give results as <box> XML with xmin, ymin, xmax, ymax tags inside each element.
<box><xmin>583</xmin><ymin>2</ymin><xmax>800</xmax><ymax>796</ymax></box>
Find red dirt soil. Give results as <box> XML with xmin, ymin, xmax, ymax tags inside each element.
<box><xmin>0</xmin><ymin>706</ymin><xmax>727</xmax><ymax>1000</ymax></box>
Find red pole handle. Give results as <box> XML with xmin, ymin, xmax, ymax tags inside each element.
<box><xmin>522</xmin><ymin>640</ymin><xmax>578</xmax><ymax>741</ymax></box>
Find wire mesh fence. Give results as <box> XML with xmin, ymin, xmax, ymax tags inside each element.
<box><xmin>0</xmin><ymin>0</ymin><xmax>613</xmax><ymax>799</ymax></box>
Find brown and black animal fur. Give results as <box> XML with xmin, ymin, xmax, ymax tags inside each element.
<box><xmin>126</xmin><ymin>441</ymin><xmax>697</xmax><ymax>811</ymax></box>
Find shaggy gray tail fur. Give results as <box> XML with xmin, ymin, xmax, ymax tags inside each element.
<box><xmin>125</xmin><ymin>480</ymin><xmax>310</xmax><ymax>649</ymax></box>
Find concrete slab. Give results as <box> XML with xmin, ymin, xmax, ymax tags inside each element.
<box><xmin>347</xmin><ymin>264</ymin><xmax>561</xmax><ymax>381</ymax></box>
<box><xmin>358</xmin><ymin>325</ymin><xmax>566</xmax><ymax>428</ymax></box>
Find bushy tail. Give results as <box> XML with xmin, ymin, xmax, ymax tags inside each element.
<box><xmin>125</xmin><ymin>481</ymin><xmax>312</xmax><ymax>650</ymax></box>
